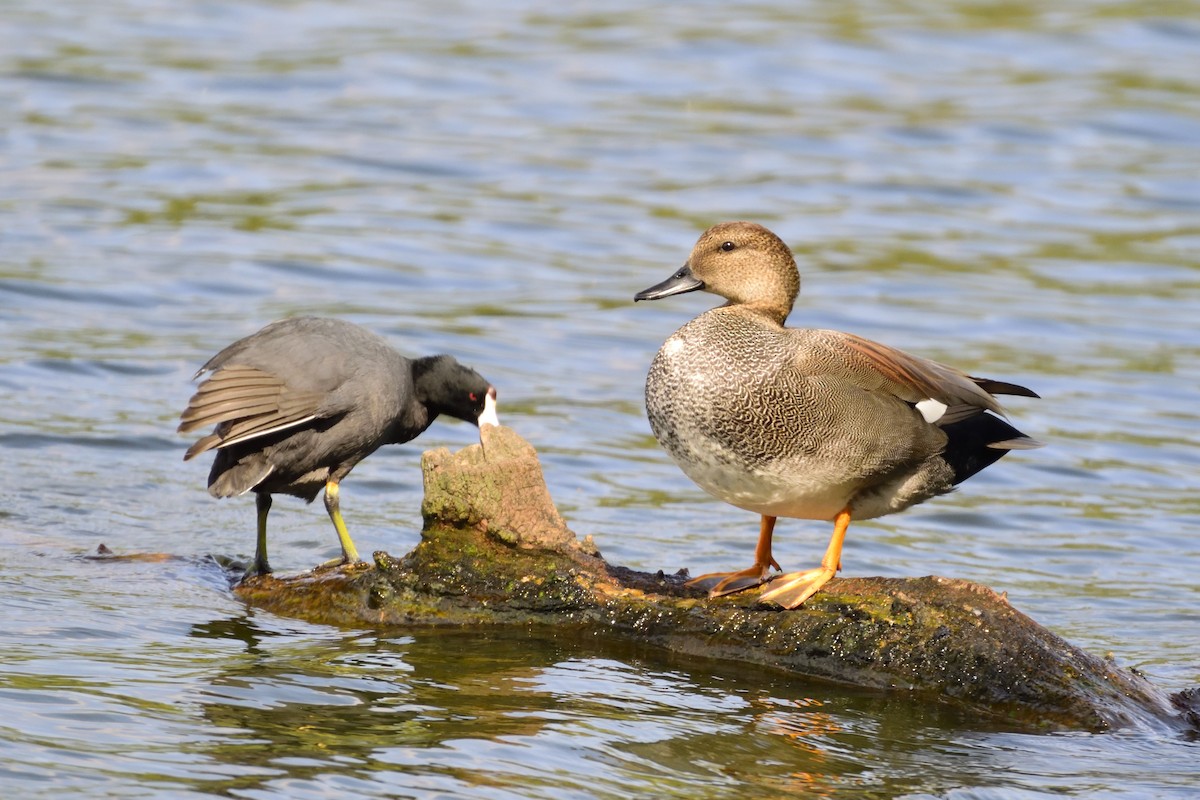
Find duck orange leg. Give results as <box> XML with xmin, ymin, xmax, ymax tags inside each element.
<box><xmin>758</xmin><ymin>507</ymin><xmax>851</xmax><ymax>609</ymax></box>
<box><xmin>687</xmin><ymin>515</ymin><xmax>782</xmax><ymax>597</ymax></box>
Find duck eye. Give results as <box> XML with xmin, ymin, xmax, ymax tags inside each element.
<box><xmin>721</xmin><ymin>241</ymin><xmax>736</xmax><ymax>252</ymax></box>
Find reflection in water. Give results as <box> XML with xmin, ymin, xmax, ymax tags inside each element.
<box><xmin>183</xmin><ymin>622</ymin><xmax>1010</xmax><ymax>798</ymax></box>
<box><xmin>761</xmin><ymin>696</ymin><xmax>843</xmax><ymax>798</ymax></box>
<box><xmin>189</xmin><ymin>624</ymin><xmax>584</xmax><ymax>795</ymax></box>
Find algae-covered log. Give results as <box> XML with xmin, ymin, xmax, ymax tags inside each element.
<box><xmin>235</xmin><ymin>426</ymin><xmax>1199</xmax><ymax>732</ymax></box>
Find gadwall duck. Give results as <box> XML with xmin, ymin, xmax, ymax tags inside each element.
<box><xmin>634</xmin><ymin>222</ymin><xmax>1039</xmax><ymax>609</ymax></box>
<box><xmin>179</xmin><ymin>316</ymin><xmax>498</xmax><ymax>579</ymax></box>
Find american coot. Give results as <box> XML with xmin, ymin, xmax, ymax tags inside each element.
<box><xmin>635</xmin><ymin>222</ymin><xmax>1040</xmax><ymax>609</ymax></box>
<box><xmin>178</xmin><ymin>316</ymin><xmax>498</xmax><ymax>578</ymax></box>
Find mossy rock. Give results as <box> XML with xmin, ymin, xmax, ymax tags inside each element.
<box><xmin>235</xmin><ymin>426</ymin><xmax>1200</xmax><ymax>733</ymax></box>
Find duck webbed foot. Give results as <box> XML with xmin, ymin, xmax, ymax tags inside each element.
<box><xmin>686</xmin><ymin>514</ymin><xmax>782</xmax><ymax>597</ymax></box>
<box><xmin>686</xmin><ymin>562</ymin><xmax>780</xmax><ymax>597</ymax></box>
<box><xmin>757</xmin><ymin>565</ymin><xmax>837</xmax><ymax>608</ymax></box>
<box><xmin>757</xmin><ymin>506</ymin><xmax>851</xmax><ymax>609</ymax></box>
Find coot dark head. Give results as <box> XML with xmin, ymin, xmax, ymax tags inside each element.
<box><xmin>178</xmin><ymin>316</ymin><xmax>498</xmax><ymax>579</ymax></box>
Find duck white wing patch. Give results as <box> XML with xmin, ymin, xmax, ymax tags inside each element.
<box><xmin>915</xmin><ymin>398</ymin><xmax>948</xmax><ymax>424</ymax></box>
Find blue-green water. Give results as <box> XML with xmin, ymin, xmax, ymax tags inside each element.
<box><xmin>2</xmin><ymin>1</ymin><xmax>1199</xmax><ymax>797</ymax></box>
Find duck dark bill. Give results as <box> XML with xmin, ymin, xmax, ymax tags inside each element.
<box><xmin>634</xmin><ymin>264</ymin><xmax>705</xmax><ymax>301</ymax></box>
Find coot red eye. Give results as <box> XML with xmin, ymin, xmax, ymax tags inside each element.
<box><xmin>469</xmin><ymin>392</ymin><xmax>478</xmax><ymax>402</ymax></box>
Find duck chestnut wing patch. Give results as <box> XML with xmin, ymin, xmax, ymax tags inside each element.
<box><xmin>837</xmin><ymin>332</ymin><xmax>1005</xmax><ymax>424</ymax></box>
<box><xmin>178</xmin><ymin>364</ymin><xmax>325</xmax><ymax>460</ymax></box>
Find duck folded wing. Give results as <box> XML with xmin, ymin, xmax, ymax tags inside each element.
<box><xmin>178</xmin><ymin>364</ymin><xmax>326</xmax><ymax>460</ymax></box>
<box><xmin>801</xmin><ymin>330</ymin><xmax>1039</xmax><ymax>426</ymax></box>
<box><xmin>970</xmin><ymin>378</ymin><xmax>1040</xmax><ymax>399</ymax></box>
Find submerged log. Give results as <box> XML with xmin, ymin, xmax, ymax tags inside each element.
<box><xmin>235</xmin><ymin>426</ymin><xmax>1199</xmax><ymax>733</ymax></box>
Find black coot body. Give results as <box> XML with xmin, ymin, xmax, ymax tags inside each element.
<box><xmin>178</xmin><ymin>316</ymin><xmax>498</xmax><ymax>578</ymax></box>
